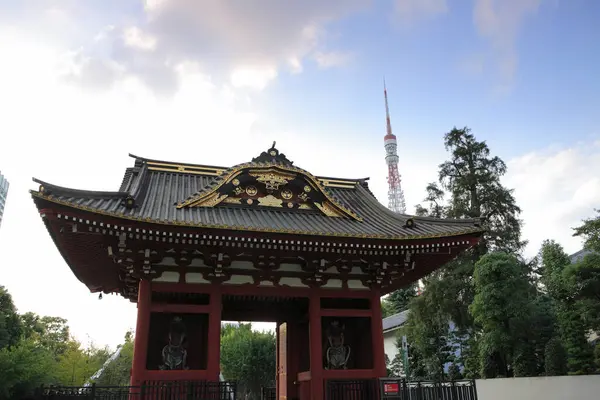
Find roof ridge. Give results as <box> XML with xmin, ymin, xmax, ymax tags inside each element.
<box><xmin>129</xmin><ymin>153</ymin><xmax>228</xmax><ymax>171</ymax></box>
<box><xmin>32</xmin><ymin>178</ymin><xmax>128</xmax><ymax>199</ymax></box>
<box><xmin>131</xmin><ymin>153</ymin><xmax>368</xmax><ymax>183</ymax></box>
<box><xmin>382</xmin><ymin>309</ymin><xmax>410</xmax><ymax>320</ymax></box>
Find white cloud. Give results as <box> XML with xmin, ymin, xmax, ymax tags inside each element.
<box><xmin>123</xmin><ymin>26</ymin><xmax>157</xmax><ymax>51</ymax></box>
<box><xmin>231</xmin><ymin>66</ymin><xmax>278</xmax><ymax>91</ymax></box>
<box><xmin>70</xmin><ymin>0</ymin><xmax>368</xmax><ymax>93</ymax></box>
<box><xmin>504</xmin><ymin>141</ymin><xmax>600</xmax><ymax>258</ymax></box>
<box><xmin>472</xmin><ymin>0</ymin><xmax>543</xmax><ymax>89</ymax></box>
<box><xmin>313</xmin><ymin>51</ymin><xmax>354</xmax><ymax>69</ymax></box>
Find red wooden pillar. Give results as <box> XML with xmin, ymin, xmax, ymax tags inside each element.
<box><xmin>206</xmin><ymin>288</ymin><xmax>222</xmax><ymax>381</ymax></box>
<box><xmin>309</xmin><ymin>291</ymin><xmax>324</xmax><ymax>400</ymax></box>
<box><xmin>371</xmin><ymin>289</ymin><xmax>387</xmax><ymax>377</ymax></box>
<box><xmin>131</xmin><ymin>279</ymin><xmax>151</xmax><ymax>385</ymax></box>
<box><xmin>275</xmin><ymin>321</ymin><xmax>280</xmax><ymax>398</ymax></box>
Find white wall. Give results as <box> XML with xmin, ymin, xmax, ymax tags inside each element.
<box><xmin>476</xmin><ymin>375</ymin><xmax>600</xmax><ymax>400</ymax></box>
<box><xmin>383</xmin><ymin>330</ymin><xmax>399</xmax><ymax>362</ymax></box>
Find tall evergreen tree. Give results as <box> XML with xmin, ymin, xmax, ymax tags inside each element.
<box><xmin>437</xmin><ymin>127</ymin><xmax>525</xmax><ymax>254</ymax></box>
<box><xmin>403</xmin><ymin>273</ymin><xmax>455</xmax><ymax>380</ymax></box>
<box><xmin>539</xmin><ymin>240</ymin><xmax>595</xmax><ymax>375</ymax></box>
<box><xmin>405</xmin><ymin>127</ymin><xmax>526</xmax><ymax>377</ymax></box>
<box><xmin>470</xmin><ymin>252</ymin><xmax>534</xmax><ymax>378</ymax></box>
<box><xmin>386</xmin><ymin>284</ymin><xmax>416</xmax><ymax>314</ymax></box>
<box><xmin>569</xmin><ymin>211</ymin><xmax>600</xmax><ymax>334</ymax></box>
<box><xmin>413</xmin><ymin>127</ymin><xmax>525</xmax><ymax>327</ymax></box>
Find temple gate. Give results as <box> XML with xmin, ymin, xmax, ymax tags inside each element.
<box><xmin>32</xmin><ymin>144</ymin><xmax>482</xmax><ymax>399</ymax></box>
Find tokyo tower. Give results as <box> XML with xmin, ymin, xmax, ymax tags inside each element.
<box><xmin>383</xmin><ymin>81</ymin><xmax>406</xmax><ymax>214</ymax></box>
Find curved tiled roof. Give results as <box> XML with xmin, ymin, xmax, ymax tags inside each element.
<box><xmin>31</xmin><ymin>147</ymin><xmax>484</xmax><ymax>240</ymax></box>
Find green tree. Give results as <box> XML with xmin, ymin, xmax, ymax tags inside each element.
<box><xmin>20</xmin><ymin>313</ymin><xmax>71</xmax><ymax>359</ymax></box>
<box><xmin>54</xmin><ymin>340</ymin><xmax>110</xmax><ymax>386</ymax></box>
<box><xmin>447</xmin><ymin>363</ymin><xmax>462</xmax><ymax>380</ymax></box>
<box><xmin>380</xmin><ymin>299</ymin><xmax>395</xmax><ymax>318</ymax></box>
<box><xmin>403</xmin><ymin>341</ymin><xmax>426</xmax><ymax>380</ymax></box>
<box><xmin>0</xmin><ymin>337</ymin><xmax>57</xmax><ymax>400</ymax></box>
<box><xmin>386</xmin><ymin>285</ymin><xmax>416</xmax><ymax>314</ymax></box>
<box><xmin>93</xmin><ymin>331</ymin><xmax>134</xmax><ymax>386</ymax></box>
<box><xmin>415</xmin><ymin>182</ymin><xmax>447</xmax><ymax>218</ymax></box>
<box><xmin>528</xmin><ymin>294</ymin><xmax>559</xmax><ymax>375</ymax></box>
<box><xmin>405</xmin><ymin>127</ymin><xmax>527</xmax><ymax>377</ymax></box>
<box><xmin>470</xmin><ymin>252</ymin><xmax>540</xmax><ymax>378</ymax></box>
<box><xmin>403</xmin><ymin>275</ymin><xmax>455</xmax><ymax>380</ymax></box>
<box><xmin>565</xmin><ymin>252</ymin><xmax>600</xmax><ymax>333</ymax></box>
<box><xmin>437</xmin><ymin>127</ymin><xmax>525</xmax><ymax>254</ymax></box>
<box><xmin>544</xmin><ymin>336</ymin><xmax>568</xmax><ymax>376</ymax></box>
<box><xmin>0</xmin><ymin>286</ymin><xmax>21</xmax><ymax>351</ymax></box>
<box><xmin>595</xmin><ymin>342</ymin><xmax>600</xmax><ymax>372</ymax></box>
<box><xmin>573</xmin><ymin>209</ymin><xmax>600</xmax><ymax>253</ymax></box>
<box><xmin>540</xmin><ymin>240</ymin><xmax>595</xmax><ymax>375</ymax></box>
<box><xmin>388</xmin><ymin>353</ymin><xmax>406</xmax><ymax>378</ymax></box>
<box><xmin>220</xmin><ymin>323</ymin><xmax>275</xmax><ymax>399</ymax></box>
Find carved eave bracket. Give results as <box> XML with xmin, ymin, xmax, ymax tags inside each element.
<box><xmin>176</xmin><ymin>145</ymin><xmax>362</xmax><ymax>221</ymax></box>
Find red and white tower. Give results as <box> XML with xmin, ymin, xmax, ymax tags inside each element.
<box><xmin>383</xmin><ymin>81</ymin><xmax>406</xmax><ymax>214</ymax></box>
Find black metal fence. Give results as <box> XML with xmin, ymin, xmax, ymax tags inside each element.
<box><xmin>35</xmin><ymin>381</ymin><xmax>237</xmax><ymax>400</ymax></box>
<box><xmin>379</xmin><ymin>379</ymin><xmax>477</xmax><ymax>400</ymax></box>
<box><xmin>260</xmin><ymin>386</ymin><xmax>276</xmax><ymax>400</ymax></box>
<box><xmin>324</xmin><ymin>379</ymin><xmax>477</xmax><ymax>400</ymax></box>
<box><xmin>326</xmin><ymin>379</ymin><xmax>378</xmax><ymax>400</ymax></box>
<box><xmin>36</xmin><ymin>379</ymin><xmax>476</xmax><ymax>400</ymax></box>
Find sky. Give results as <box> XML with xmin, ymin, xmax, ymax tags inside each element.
<box><xmin>0</xmin><ymin>0</ymin><xmax>599</xmax><ymax>350</ymax></box>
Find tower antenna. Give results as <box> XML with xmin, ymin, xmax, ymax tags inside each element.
<box><xmin>383</xmin><ymin>80</ymin><xmax>406</xmax><ymax>214</ymax></box>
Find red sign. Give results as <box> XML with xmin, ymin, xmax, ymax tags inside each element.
<box><xmin>384</xmin><ymin>383</ymin><xmax>399</xmax><ymax>394</ymax></box>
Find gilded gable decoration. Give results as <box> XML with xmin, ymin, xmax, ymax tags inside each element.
<box><xmin>176</xmin><ymin>144</ymin><xmax>362</xmax><ymax>221</ymax></box>
<box><xmin>249</xmin><ymin>169</ymin><xmax>296</xmax><ymax>192</ymax></box>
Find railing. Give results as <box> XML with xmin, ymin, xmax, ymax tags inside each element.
<box><xmin>36</xmin><ymin>381</ymin><xmax>237</xmax><ymax>400</ymax></box>
<box><xmin>326</xmin><ymin>379</ymin><xmax>378</xmax><ymax>400</ymax></box>
<box><xmin>379</xmin><ymin>379</ymin><xmax>477</xmax><ymax>400</ymax></box>
<box><xmin>260</xmin><ymin>386</ymin><xmax>276</xmax><ymax>400</ymax></box>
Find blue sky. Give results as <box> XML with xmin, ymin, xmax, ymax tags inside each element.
<box><xmin>265</xmin><ymin>0</ymin><xmax>600</xmax><ymax>156</ymax></box>
<box><xmin>0</xmin><ymin>0</ymin><xmax>598</xmax><ymax>349</ymax></box>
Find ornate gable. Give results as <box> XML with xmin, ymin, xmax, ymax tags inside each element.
<box><xmin>176</xmin><ymin>144</ymin><xmax>361</xmax><ymax>221</ymax></box>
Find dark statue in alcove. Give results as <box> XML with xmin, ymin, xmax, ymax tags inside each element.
<box><xmin>325</xmin><ymin>320</ymin><xmax>351</xmax><ymax>370</ymax></box>
<box><xmin>159</xmin><ymin>316</ymin><xmax>189</xmax><ymax>370</ymax></box>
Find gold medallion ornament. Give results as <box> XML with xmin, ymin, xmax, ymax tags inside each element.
<box><xmin>232</xmin><ymin>178</ymin><xmax>240</xmax><ymax>186</ymax></box>
<box><xmin>257</xmin><ymin>173</ymin><xmax>287</xmax><ymax>191</ymax></box>
<box><xmin>257</xmin><ymin>195</ymin><xmax>283</xmax><ymax>208</ymax></box>
<box><xmin>298</xmin><ymin>192</ymin><xmax>308</xmax><ymax>202</ymax></box>
<box><xmin>304</xmin><ymin>185</ymin><xmax>311</xmax><ymax>192</ymax></box>
<box><xmin>281</xmin><ymin>189</ymin><xmax>293</xmax><ymax>200</ymax></box>
<box><xmin>246</xmin><ymin>186</ymin><xmax>258</xmax><ymax>196</ymax></box>
<box><xmin>246</xmin><ymin>198</ymin><xmax>254</xmax><ymax>205</ymax></box>
<box><xmin>269</xmin><ymin>150</ymin><xmax>277</xmax><ymax>156</ymax></box>
<box><xmin>249</xmin><ymin>169</ymin><xmax>296</xmax><ymax>192</ymax></box>
<box><xmin>287</xmin><ymin>202</ymin><xmax>294</xmax><ymax>208</ymax></box>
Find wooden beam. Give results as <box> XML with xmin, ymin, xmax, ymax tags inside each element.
<box><xmin>320</xmin><ymin>309</ymin><xmax>372</xmax><ymax>317</ymax></box>
<box><xmin>149</xmin><ymin>303</ymin><xmax>211</xmax><ymax>314</ymax></box>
